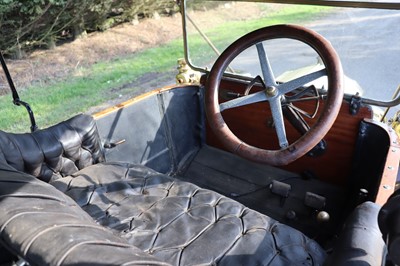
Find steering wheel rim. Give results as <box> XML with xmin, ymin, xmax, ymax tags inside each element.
<box><xmin>205</xmin><ymin>24</ymin><xmax>344</xmax><ymax>166</ymax></box>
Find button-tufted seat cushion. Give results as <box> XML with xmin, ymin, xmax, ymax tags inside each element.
<box><xmin>51</xmin><ymin>162</ymin><xmax>326</xmax><ymax>265</ymax></box>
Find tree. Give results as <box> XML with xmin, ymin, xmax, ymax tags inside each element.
<box><xmin>0</xmin><ymin>0</ymin><xmax>178</xmax><ymax>57</ymax></box>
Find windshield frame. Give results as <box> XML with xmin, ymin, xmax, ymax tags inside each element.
<box><xmin>179</xmin><ymin>0</ymin><xmax>400</xmax><ymax>109</ymax></box>
<box><xmin>204</xmin><ymin>0</ymin><xmax>400</xmax><ymax>10</ymax></box>
<box><xmin>180</xmin><ymin>0</ymin><xmax>400</xmax><ymax>75</ymax></box>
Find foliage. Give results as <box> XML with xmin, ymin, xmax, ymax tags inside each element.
<box><xmin>0</xmin><ymin>0</ymin><xmax>179</xmax><ymax>55</ymax></box>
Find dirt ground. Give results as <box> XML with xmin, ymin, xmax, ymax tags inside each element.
<box><xmin>0</xmin><ymin>2</ymin><xmax>262</xmax><ymax>99</ymax></box>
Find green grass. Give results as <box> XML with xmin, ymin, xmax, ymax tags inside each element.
<box><xmin>0</xmin><ymin>40</ymin><xmax>183</xmax><ymax>132</ymax></box>
<box><xmin>0</xmin><ymin>4</ymin><xmax>331</xmax><ymax>132</ymax></box>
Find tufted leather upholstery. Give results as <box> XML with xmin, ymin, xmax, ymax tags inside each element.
<box><xmin>0</xmin><ymin>114</ymin><xmax>326</xmax><ymax>265</ymax></box>
<box><xmin>0</xmin><ymin>162</ymin><xmax>169</xmax><ymax>266</ymax></box>
<box><xmin>51</xmin><ymin>162</ymin><xmax>326</xmax><ymax>265</ymax></box>
<box><xmin>0</xmin><ymin>114</ymin><xmax>104</xmax><ymax>182</ymax></box>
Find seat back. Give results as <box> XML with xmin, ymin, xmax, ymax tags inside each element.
<box><xmin>0</xmin><ymin>114</ymin><xmax>104</xmax><ymax>182</ymax></box>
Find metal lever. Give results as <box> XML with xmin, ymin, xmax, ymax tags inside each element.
<box><xmin>104</xmin><ymin>139</ymin><xmax>126</xmax><ymax>149</ymax></box>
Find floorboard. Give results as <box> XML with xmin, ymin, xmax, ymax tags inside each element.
<box><xmin>178</xmin><ymin>145</ymin><xmax>346</xmax><ymax>244</ymax></box>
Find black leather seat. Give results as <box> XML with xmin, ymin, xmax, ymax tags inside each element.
<box><xmin>0</xmin><ymin>114</ymin><xmax>104</xmax><ymax>182</ymax></box>
<box><xmin>51</xmin><ymin>161</ymin><xmax>326</xmax><ymax>265</ymax></box>
<box><xmin>0</xmin><ymin>114</ymin><xmax>326</xmax><ymax>265</ymax></box>
<box><xmin>0</xmin><ymin>163</ymin><xmax>168</xmax><ymax>266</ymax></box>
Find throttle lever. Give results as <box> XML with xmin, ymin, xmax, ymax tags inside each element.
<box><xmin>104</xmin><ymin>139</ymin><xmax>126</xmax><ymax>149</ymax></box>
<box><xmin>283</xmin><ymin>105</ymin><xmax>327</xmax><ymax>157</ymax></box>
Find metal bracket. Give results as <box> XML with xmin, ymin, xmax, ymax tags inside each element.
<box><xmin>350</xmin><ymin>94</ymin><xmax>362</xmax><ymax>115</ymax></box>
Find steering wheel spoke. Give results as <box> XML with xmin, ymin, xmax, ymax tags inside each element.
<box><xmin>219</xmin><ymin>90</ymin><xmax>268</xmax><ymax>112</ymax></box>
<box><xmin>278</xmin><ymin>68</ymin><xmax>327</xmax><ymax>95</ymax></box>
<box><xmin>256</xmin><ymin>43</ymin><xmax>276</xmax><ymax>86</ymax></box>
<box><xmin>269</xmin><ymin>97</ymin><xmax>289</xmax><ymax>148</ymax></box>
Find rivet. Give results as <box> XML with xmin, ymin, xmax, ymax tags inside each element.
<box><xmin>388</xmin><ymin>166</ymin><xmax>394</xmax><ymax>170</ymax></box>
<box><xmin>383</xmin><ymin>185</ymin><xmax>392</xmax><ymax>190</ymax></box>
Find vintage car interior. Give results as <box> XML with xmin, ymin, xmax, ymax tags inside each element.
<box><xmin>1</xmin><ymin>0</ymin><xmax>400</xmax><ymax>265</ymax></box>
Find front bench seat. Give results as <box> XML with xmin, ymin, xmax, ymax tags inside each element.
<box><xmin>50</xmin><ymin>161</ymin><xmax>326</xmax><ymax>265</ymax></box>
<box><xmin>0</xmin><ymin>114</ymin><xmax>325</xmax><ymax>265</ymax></box>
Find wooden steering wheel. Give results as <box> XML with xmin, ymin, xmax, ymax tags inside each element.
<box><xmin>205</xmin><ymin>24</ymin><xmax>344</xmax><ymax>166</ymax></box>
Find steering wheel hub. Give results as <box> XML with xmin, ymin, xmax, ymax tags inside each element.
<box><xmin>265</xmin><ymin>86</ymin><xmax>278</xmax><ymax>97</ymax></box>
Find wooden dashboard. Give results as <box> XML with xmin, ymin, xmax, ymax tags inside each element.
<box><xmin>205</xmin><ymin>77</ymin><xmax>373</xmax><ymax>186</ymax></box>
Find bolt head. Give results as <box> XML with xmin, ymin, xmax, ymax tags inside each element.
<box><xmin>265</xmin><ymin>86</ymin><xmax>277</xmax><ymax>97</ymax></box>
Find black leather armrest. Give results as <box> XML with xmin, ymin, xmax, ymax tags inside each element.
<box><xmin>324</xmin><ymin>201</ymin><xmax>386</xmax><ymax>266</ymax></box>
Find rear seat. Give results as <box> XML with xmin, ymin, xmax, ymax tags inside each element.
<box><xmin>0</xmin><ymin>114</ymin><xmax>103</xmax><ymax>182</ymax></box>
<box><xmin>0</xmin><ymin>114</ymin><xmax>327</xmax><ymax>265</ymax></box>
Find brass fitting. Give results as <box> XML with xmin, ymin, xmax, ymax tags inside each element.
<box><xmin>176</xmin><ymin>58</ymin><xmax>201</xmax><ymax>84</ymax></box>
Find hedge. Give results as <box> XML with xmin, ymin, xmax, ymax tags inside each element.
<box><xmin>0</xmin><ymin>0</ymin><xmax>179</xmax><ymax>57</ymax></box>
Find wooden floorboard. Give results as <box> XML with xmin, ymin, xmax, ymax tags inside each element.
<box><xmin>184</xmin><ymin>145</ymin><xmax>299</xmax><ymax>185</ymax></box>
<box><xmin>179</xmin><ymin>145</ymin><xmax>346</xmax><ymax>244</ymax></box>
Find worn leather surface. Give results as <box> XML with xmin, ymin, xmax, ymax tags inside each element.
<box><xmin>0</xmin><ymin>114</ymin><xmax>103</xmax><ymax>182</ymax></box>
<box><xmin>324</xmin><ymin>201</ymin><xmax>385</xmax><ymax>265</ymax></box>
<box><xmin>379</xmin><ymin>189</ymin><xmax>400</xmax><ymax>264</ymax></box>
<box><xmin>0</xmin><ymin>162</ymin><xmax>169</xmax><ymax>266</ymax></box>
<box><xmin>0</xmin><ymin>114</ymin><xmax>325</xmax><ymax>265</ymax></box>
<box><xmin>52</xmin><ymin>162</ymin><xmax>326</xmax><ymax>265</ymax></box>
